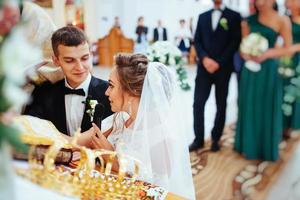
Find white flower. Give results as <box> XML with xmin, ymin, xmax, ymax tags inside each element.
<box><xmin>244</xmin><ymin>60</ymin><xmax>261</xmax><ymax>72</ymax></box>
<box><xmin>86</xmin><ymin>99</ymin><xmax>98</xmax><ymax>122</ymax></box>
<box><xmin>278</xmin><ymin>67</ymin><xmax>285</xmax><ymax>75</ymax></box>
<box><xmin>89</xmin><ymin>100</ymin><xmax>98</xmax><ymax>109</ymax></box>
<box><xmin>169</xmin><ymin>57</ymin><xmax>176</xmax><ymax>66</ymax></box>
<box><xmin>146</xmin><ymin>41</ymin><xmax>182</xmax><ymax>66</ymax></box>
<box><xmin>1</xmin><ymin>26</ymin><xmax>42</xmax><ymax>85</ymax></box>
<box><xmin>158</xmin><ymin>55</ymin><xmax>167</xmax><ymax>64</ymax></box>
<box><xmin>284</xmin><ymin>68</ymin><xmax>295</xmax><ymax>77</ymax></box>
<box><xmin>240</xmin><ymin>33</ymin><xmax>269</xmax><ymax>57</ymax></box>
<box><xmin>0</xmin><ymin>25</ymin><xmax>42</xmax><ymax>111</ymax></box>
<box><xmin>3</xmin><ymin>81</ymin><xmax>28</xmax><ymax>112</ymax></box>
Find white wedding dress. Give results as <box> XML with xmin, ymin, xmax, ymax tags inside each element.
<box><xmin>102</xmin><ymin>62</ymin><xmax>195</xmax><ymax>200</ymax></box>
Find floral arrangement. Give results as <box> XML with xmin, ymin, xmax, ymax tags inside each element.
<box><xmin>1</xmin><ymin>0</ymin><xmax>42</xmax><ymax>181</ymax></box>
<box><xmin>240</xmin><ymin>33</ymin><xmax>269</xmax><ymax>72</ymax></box>
<box><xmin>146</xmin><ymin>41</ymin><xmax>191</xmax><ymax>91</ymax></box>
<box><xmin>282</xmin><ymin>63</ymin><xmax>300</xmax><ymax>116</ymax></box>
<box><xmin>0</xmin><ymin>0</ymin><xmax>32</xmax><ymax>152</ymax></box>
<box><xmin>278</xmin><ymin>56</ymin><xmax>295</xmax><ymax>78</ymax></box>
<box><xmin>0</xmin><ymin>0</ymin><xmax>35</xmax><ymax>198</ymax></box>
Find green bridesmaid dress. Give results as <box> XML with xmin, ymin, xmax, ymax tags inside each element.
<box><xmin>235</xmin><ymin>15</ymin><xmax>282</xmax><ymax>161</ymax></box>
<box><xmin>283</xmin><ymin>20</ymin><xmax>300</xmax><ymax>130</ymax></box>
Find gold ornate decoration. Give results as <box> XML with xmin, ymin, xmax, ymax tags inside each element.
<box><xmin>16</xmin><ymin>116</ymin><xmax>71</xmax><ymax>148</ymax></box>
<box><xmin>16</xmin><ymin>128</ymin><xmax>144</xmax><ymax>199</ymax></box>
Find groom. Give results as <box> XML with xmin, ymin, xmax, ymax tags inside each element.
<box><xmin>23</xmin><ymin>26</ymin><xmax>112</xmax><ymax>136</ymax></box>
<box><xmin>189</xmin><ymin>0</ymin><xmax>241</xmax><ymax>152</ymax></box>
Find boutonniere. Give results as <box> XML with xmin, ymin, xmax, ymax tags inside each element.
<box><xmin>219</xmin><ymin>17</ymin><xmax>228</xmax><ymax>31</ymax></box>
<box><xmin>82</xmin><ymin>97</ymin><xmax>98</xmax><ymax>122</ymax></box>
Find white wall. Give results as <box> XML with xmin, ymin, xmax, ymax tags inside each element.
<box><xmin>42</xmin><ymin>0</ymin><xmax>250</xmax><ymax>42</ymax></box>
<box><xmin>41</xmin><ymin>0</ymin><xmax>289</xmax><ymax>43</ymax></box>
<box><xmin>85</xmin><ymin>0</ymin><xmax>250</xmax><ymax>43</ymax></box>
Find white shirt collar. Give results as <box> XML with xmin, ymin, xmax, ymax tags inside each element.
<box><xmin>64</xmin><ymin>73</ymin><xmax>91</xmax><ymax>95</ymax></box>
<box><xmin>214</xmin><ymin>4</ymin><xmax>225</xmax><ymax>11</ymax></box>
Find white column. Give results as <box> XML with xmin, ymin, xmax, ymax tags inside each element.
<box><xmin>83</xmin><ymin>0</ymin><xmax>99</xmax><ymax>42</ymax></box>
<box><xmin>52</xmin><ymin>0</ymin><xmax>66</xmax><ymax>28</ymax></box>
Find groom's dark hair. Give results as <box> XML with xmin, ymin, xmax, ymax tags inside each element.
<box><xmin>51</xmin><ymin>26</ymin><xmax>89</xmax><ymax>56</ymax></box>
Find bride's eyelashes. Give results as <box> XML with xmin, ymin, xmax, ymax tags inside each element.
<box><xmin>108</xmin><ymin>83</ymin><xmax>114</xmax><ymax>88</ymax></box>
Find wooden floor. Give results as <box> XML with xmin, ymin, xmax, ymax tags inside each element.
<box><xmin>191</xmin><ymin>130</ymin><xmax>300</xmax><ymax>200</ymax></box>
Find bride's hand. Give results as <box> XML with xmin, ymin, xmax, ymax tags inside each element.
<box><xmin>76</xmin><ymin>127</ymin><xmax>95</xmax><ymax>148</ymax></box>
<box><xmin>90</xmin><ymin>123</ymin><xmax>114</xmax><ymax>151</ymax></box>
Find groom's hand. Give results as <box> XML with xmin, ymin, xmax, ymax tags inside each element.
<box><xmin>76</xmin><ymin>127</ymin><xmax>95</xmax><ymax>148</ymax></box>
<box><xmin>203</xmin><ymin>57</ymin><xmax>219</xmax><ymax>74</ymax></box>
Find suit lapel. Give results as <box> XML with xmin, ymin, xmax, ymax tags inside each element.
<box><xmin>81</xmin><ymin>76</ymin><xmax>97</xmax><ymax>132</ymax></box>
<box><xmin>208</xmin><ymin>10</ymin><xmax>214</xmax><ymax>34</ymax></box>
<box><xmin>214</xmin><ymin>8</ymin><xmax>227</xmax><ymax>33</ymax></box>
<box><xmin>55</xmin><ymin>80</ymin><xmax>68</xmax><ymax>134</ymax></box>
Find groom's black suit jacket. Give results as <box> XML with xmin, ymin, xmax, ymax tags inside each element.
<box><xmin>23</xmin><ymin>76</ymin><xmax>113</xmax><ymax>135</ymax></box>
<box><xmin>194</xmin><ymin>7</ymin><xmax>241</xmax><ymax>73</ymax></box>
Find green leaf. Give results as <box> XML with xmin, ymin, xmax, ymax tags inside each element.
<box><xmin>0</xmin><ymin>123</ymin><xmax>28</xmax><ymax>153</ymax></box>
<box><xmin>0</xmin><ymin>76</ymin><xmax>11</xmax><ymax>112</ymax></box>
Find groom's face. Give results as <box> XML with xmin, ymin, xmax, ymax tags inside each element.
<box><xmin>53</xmin><ymin>42</ymin><xmax>92</xmax><ymax>88</ymax></box>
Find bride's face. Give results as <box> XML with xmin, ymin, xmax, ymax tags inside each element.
<box><xmin>105</xmin><ymin>68</ymin><xmax>128</xmax><ymax>112</ymax></box>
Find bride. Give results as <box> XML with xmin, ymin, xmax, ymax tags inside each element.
<box><xmin>79</xmin><ymin>53</ymin><xmax>195</xmax><ymax>199</ymax></box>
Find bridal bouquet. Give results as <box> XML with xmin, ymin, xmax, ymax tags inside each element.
<box><xmin>278</xmin><ymin>56</ymin><xmax>295</xmax><ymax>78</ymax></box>
<box><xmin>240</xmin><ymin>33</ymin><xmax>269</xmax><ymax>72</ymax></box>
<box><xmin>146</xmin><ymin>41</ymin><xmax>191</xmax><ymax>91</ymax></box>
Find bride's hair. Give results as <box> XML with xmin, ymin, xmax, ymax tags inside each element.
<box><xmin>114</xmin><ymin>53</ymin><xmax>148</xmax><ymax>97</ymax></box>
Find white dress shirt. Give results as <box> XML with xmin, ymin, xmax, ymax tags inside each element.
<box><xmin>211</xmin><ymin>4</ymin><xmax>225</xmax><ymax>31</ymax></box>
<box><xmin>65</xmin><ymin>73</ymin><xmax>91</xmax><ymax>135</ymax></box>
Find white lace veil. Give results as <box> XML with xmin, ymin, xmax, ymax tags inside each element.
<box><xmin>118</xmin><ymin>62</ymin><xmax>195</xmax><ymax>199</ymax></box>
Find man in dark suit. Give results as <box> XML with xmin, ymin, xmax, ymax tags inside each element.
<box><xmin>189</xmin><ymin>0</ymin><xmax>241</xmax><ymax>152</ymax></box>
<box><xmin>23</xmin><ymin>26</ymin><xmax>112</xmax><ymax>136</ymax></box>
<box><xmin>153</xmin><ymin>20</ymin><xmax>167</xmax><ymax>42</ymax></box>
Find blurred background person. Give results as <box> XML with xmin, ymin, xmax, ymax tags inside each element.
<box><xmin>134</xmin><ymin>16</ymin><xmax>148</xmax><ymax>54</ymax></box>
<box><xmin>153</xmin><ymin>19</ymin><xmax>167</xmax><ymax>42</ymax></box>
<box><xmin>235</xmin><ymin>0</ymin><xmax>292</xmax><ymax>161</ymax></box>
<box><xmin>175</xmin><ymin>19</ymin><xmax>192</xmax><ymax>59</ymax></box>
<box><xmin>189</xmin><ymin>0</ymin><xmax>241</xmax><ymax>152</ymax></box>
<box><xmin>283</xmin><ymin>0</ymin><xmax>300</xmax><ymax>134</ymax></box>
<box><xmin>113</xmin><ymin>16</ymin><xmax>121</xmax><ymax>29</ymax></box>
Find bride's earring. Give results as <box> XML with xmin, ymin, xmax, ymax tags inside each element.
<box><xmin>127</xmin><ymin>101</ymin><xmax>132</xmax><ymax>116</ymax></box>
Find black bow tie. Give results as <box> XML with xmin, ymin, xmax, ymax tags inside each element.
<box><xmin>64</xmin><ymin>87</ymin><xmax>85</xmax><ymax>96</ymax></box>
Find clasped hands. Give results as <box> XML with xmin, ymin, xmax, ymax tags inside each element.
<box><xmin>77</xmin><ymin>123</ymin><xmax>114</xmax><ymax>151</ymax></box>
<box><xmin>240</xmin><ymin>50</ymin><xmax>272</xmax><ymax>64</ymax></box>
<box><xmin>202</xmin><ymin>56</ymin><xmax>220</xmax><ymax>74</ymax></box>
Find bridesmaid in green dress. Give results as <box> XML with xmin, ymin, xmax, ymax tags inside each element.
<box><xmin>234</xmin><ymin>0</ymin><xmax>292</xmax><ymax>161</ymax></box>
<box><xmin>285</xmin><ymin>0</ymin><xmax>300</xmax><ymax>131</ymax></box>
